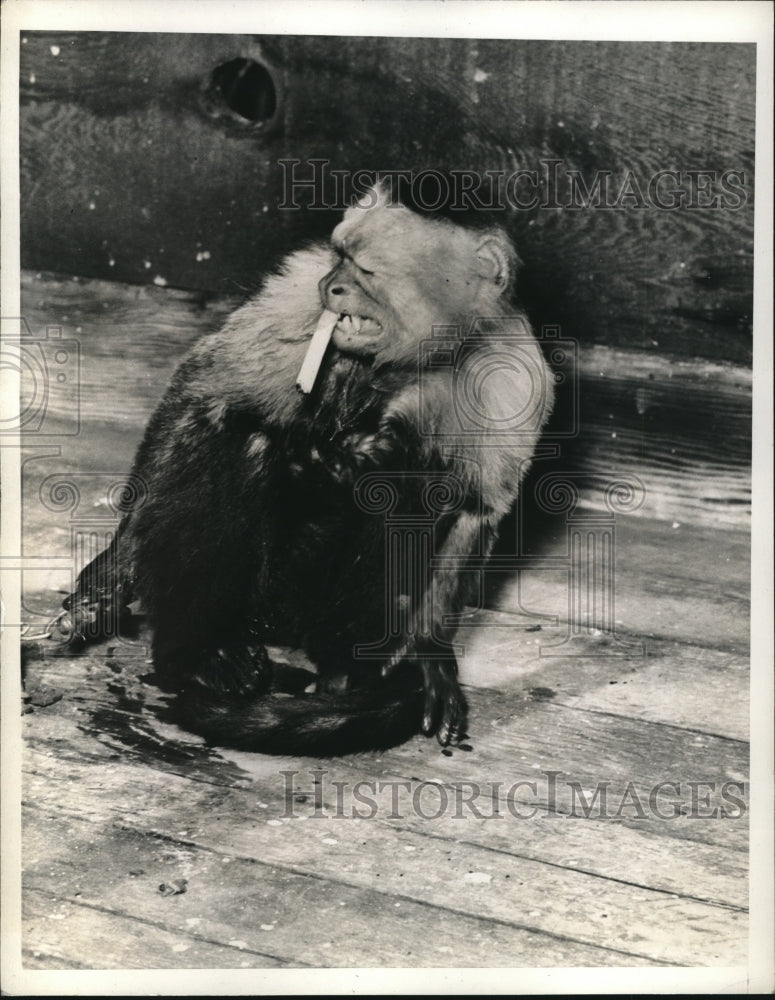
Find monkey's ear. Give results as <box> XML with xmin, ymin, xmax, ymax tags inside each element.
<box><xmin>475</xmin><ymin>236</ymin><xmax>514</xmax><ymax>292</ymax></box>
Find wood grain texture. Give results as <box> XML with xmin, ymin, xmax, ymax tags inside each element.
<box><xmin>19</xmin><ymin>33</ymin><xmax>754</xmax><ymax>362</ymax></box>
<box><xmin>454</xmin><ymin>622</ymin><xmax>749</xmax><ymax>740</ymax></box>
<box><xmin>488</xmin><ymin>515</ymin><xmax>751</xmax><ymax>655</ymax></box>
<box><xmin>23</xmin><ymin>886</ymin><xmax>290</xmax><ymax>970</ymax></box>
<box><xmin>23</xmin><ymin>717</ymin><xmax>747</xmax><ymax>967</ymax></box>
<box><xmin>24</xmin><ymin>805</ymin><xmax>647</xmax><ymax>969</ymax></box>
<box><xmin>20</xmin><ymin>568</ymin><xmax>749</xmax><ymax>967</ymax></box>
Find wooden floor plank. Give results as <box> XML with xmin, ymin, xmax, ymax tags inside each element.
<box><xmin>376</xmin><ymin>695</ymin><xmax>748</xmax><ymax>850</ymax></box>
<box><xmin>23</xmin><ymin>887</ymin><xmax>288</xmax><ymax>970</ymax></box>
<box><xmin>451</xmin><ymin>624</ymin><xmax>748</xmax><ymax>741</ymax></box>
<box><xmin>24</xmin><ymin>740</ymin><xmax>747</xmax><ymax>967</ymax></box>
<box><xmin>568</xmin><ymin>345</ymin><xmax>751</xmax><ymax>530</ymax></box>
<box><xmin>487</xmin><ymin>516</ymin><xmax>750</xmax><ymax>654</ymax></box>
<box><xmin>24</xmin><ymin>639</ymin><xmax>749</xmax><ymax>855</ymax></box>
<box><xmin>23</xmin><ymin>699</ymin><xmax>748</xmax><ymax>910</ymax></box>
<box><xmin>23</xmin><ymin>807</ymin><xmax>647</xmax><ymax>969</ymax></box>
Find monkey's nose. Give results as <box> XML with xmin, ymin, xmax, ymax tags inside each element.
<box><xmin>319</xmin><ymin>273</ymin><xmax>346</xmax><ymax>307</ymax></box>
<box><xmin>320</xmin><ymin>273</ymin><xmax>351</xmax><ymax>313</ymax></box>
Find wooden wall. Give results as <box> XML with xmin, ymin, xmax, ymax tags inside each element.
<box><xmin>20</xmin><ymin>33</ymin><xmax>755</xmax><ymax>363</ymax></box>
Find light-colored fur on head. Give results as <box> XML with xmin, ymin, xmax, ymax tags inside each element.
<box><xmin>181</xmin><ymin>189</ymin><xmax>540</xmax><ymax>432</ymax></box>
<box><xmin>320</xmin><ymin>187</ymin><xmax>522</xmax><ymax>366</ymax></box>
<box><xmin>356</xmin><ymin>179</ymin><xmax>522</xmax><ymax>301</ymax></box>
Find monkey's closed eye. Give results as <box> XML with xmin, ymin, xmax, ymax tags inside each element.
<box><xmin>333</xmin><ymin>246</ymin><xmax>375</xmax><ymax>277</ymax></box>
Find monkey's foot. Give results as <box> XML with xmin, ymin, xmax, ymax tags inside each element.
<box><xmin>420</xmin><ymin>661</ymin><xmax>467</xmax><ymax>746</ymax></box>
<box><xmin>52</xmin><ymin>593</ymin><xmax>133</xmax><ymax>650</ymax></box>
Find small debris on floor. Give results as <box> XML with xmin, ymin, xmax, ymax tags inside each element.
<box><xmin>25</xmin><ymin>687</ymin><xmax>65</xmax><ymax>709</ymax></box>
<box><xmin>158</xmin><ymin>878</ymin><xmax>188</xmax><ymax>896</ymax></box>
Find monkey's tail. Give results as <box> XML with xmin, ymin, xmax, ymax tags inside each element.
<box><xmin>168</xmin><ymin>684</ymin><xmax>425</xmax><ymax>756</ymax></box>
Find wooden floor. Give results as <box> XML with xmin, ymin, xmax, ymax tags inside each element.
<box><xmin>17</xmin><ymin>272</ymin><xmax>750</xmax><ymax>970</ymax></box>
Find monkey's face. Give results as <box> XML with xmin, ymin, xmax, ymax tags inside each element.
<box><xmin>319</xmin><ymin>189</ymin><xmax>512</xmax><ymax>364</ymax></box>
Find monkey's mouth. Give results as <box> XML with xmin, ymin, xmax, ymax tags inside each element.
<box><xmin>333</xmin><ymin>312</ymin><xmax>383</xmax><ymax>354</ymax></box>
<box><xmin>335</xmin><ymin>313</ymin><xmax>382</xmax><ymax>337</ymax></box>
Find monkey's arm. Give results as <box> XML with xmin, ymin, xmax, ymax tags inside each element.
<box><xmin>396</xmin><ymin>507</ymin><xmax>499</xmax><ymax>744</ymax></box>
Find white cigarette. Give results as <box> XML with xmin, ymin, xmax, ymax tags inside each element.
<box><xmin>296</xmin><ymin>310</ymin><xmax>338</xmax><ymax>394</ymax></box>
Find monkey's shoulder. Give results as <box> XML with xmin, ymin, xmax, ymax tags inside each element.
<box><xmin>159</xmin><ymin>243</ymin><xmax>337</xmax><ymax>421</ymax></box>
<box><xmin>407</xmin><ymin>322</ymin><xmax>554</xmax><ymax>432</ymax></box>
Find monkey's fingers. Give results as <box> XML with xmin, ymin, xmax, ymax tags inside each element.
<box><xmin>437</xmin><ymin>689</ymin><xmax>467</xmax><ymax>747</ymax></box>
<box><xmin>420</xmin><ymin>660</ymin><xmax>466</xmax><ymax>744</ymax></box>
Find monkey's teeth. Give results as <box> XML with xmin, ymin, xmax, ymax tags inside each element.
<box><xmin>336</xmin><ymin>313</ymin><xmax>381</xmax><ymax>336</ymax></box>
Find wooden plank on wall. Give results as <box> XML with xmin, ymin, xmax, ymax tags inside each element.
<box><xmin>19</xmin><ymin>33</ymin><xmax>754</xmax><ymax>363</ymax></box>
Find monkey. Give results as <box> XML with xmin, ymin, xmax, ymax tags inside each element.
<box><xmin>60</xmin><ymin>177</ymin><xmax>554</xmax><ymax>755</ymax></box>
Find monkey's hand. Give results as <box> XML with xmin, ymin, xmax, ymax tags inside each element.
<box><xmin>336</xmin><ymin>430</ymin><xmax>386</xmax><ymax>473</ymax></box>
<box><xmin>335</xmin><ymin>418</ymin><xmax>417</xmax><ymax>477</ymax></box>
<box><xmin>386</xmin><ymin>650</ymin><xmax>467</xmax><ymax>746</ymax></box>
<box><xmin>295</xmin><ymin>429</ymin><xmax>402</xmax><ymax>486</ymax></box>
<box><xmin>419</xmin><ymin>659</ymin><xmax>467</xmax><ymax>746</ymax></box>
<box><xmin>385</xmin><ymin>509</ymin><xmax>488</xmax><ymax>746</ymax></box>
